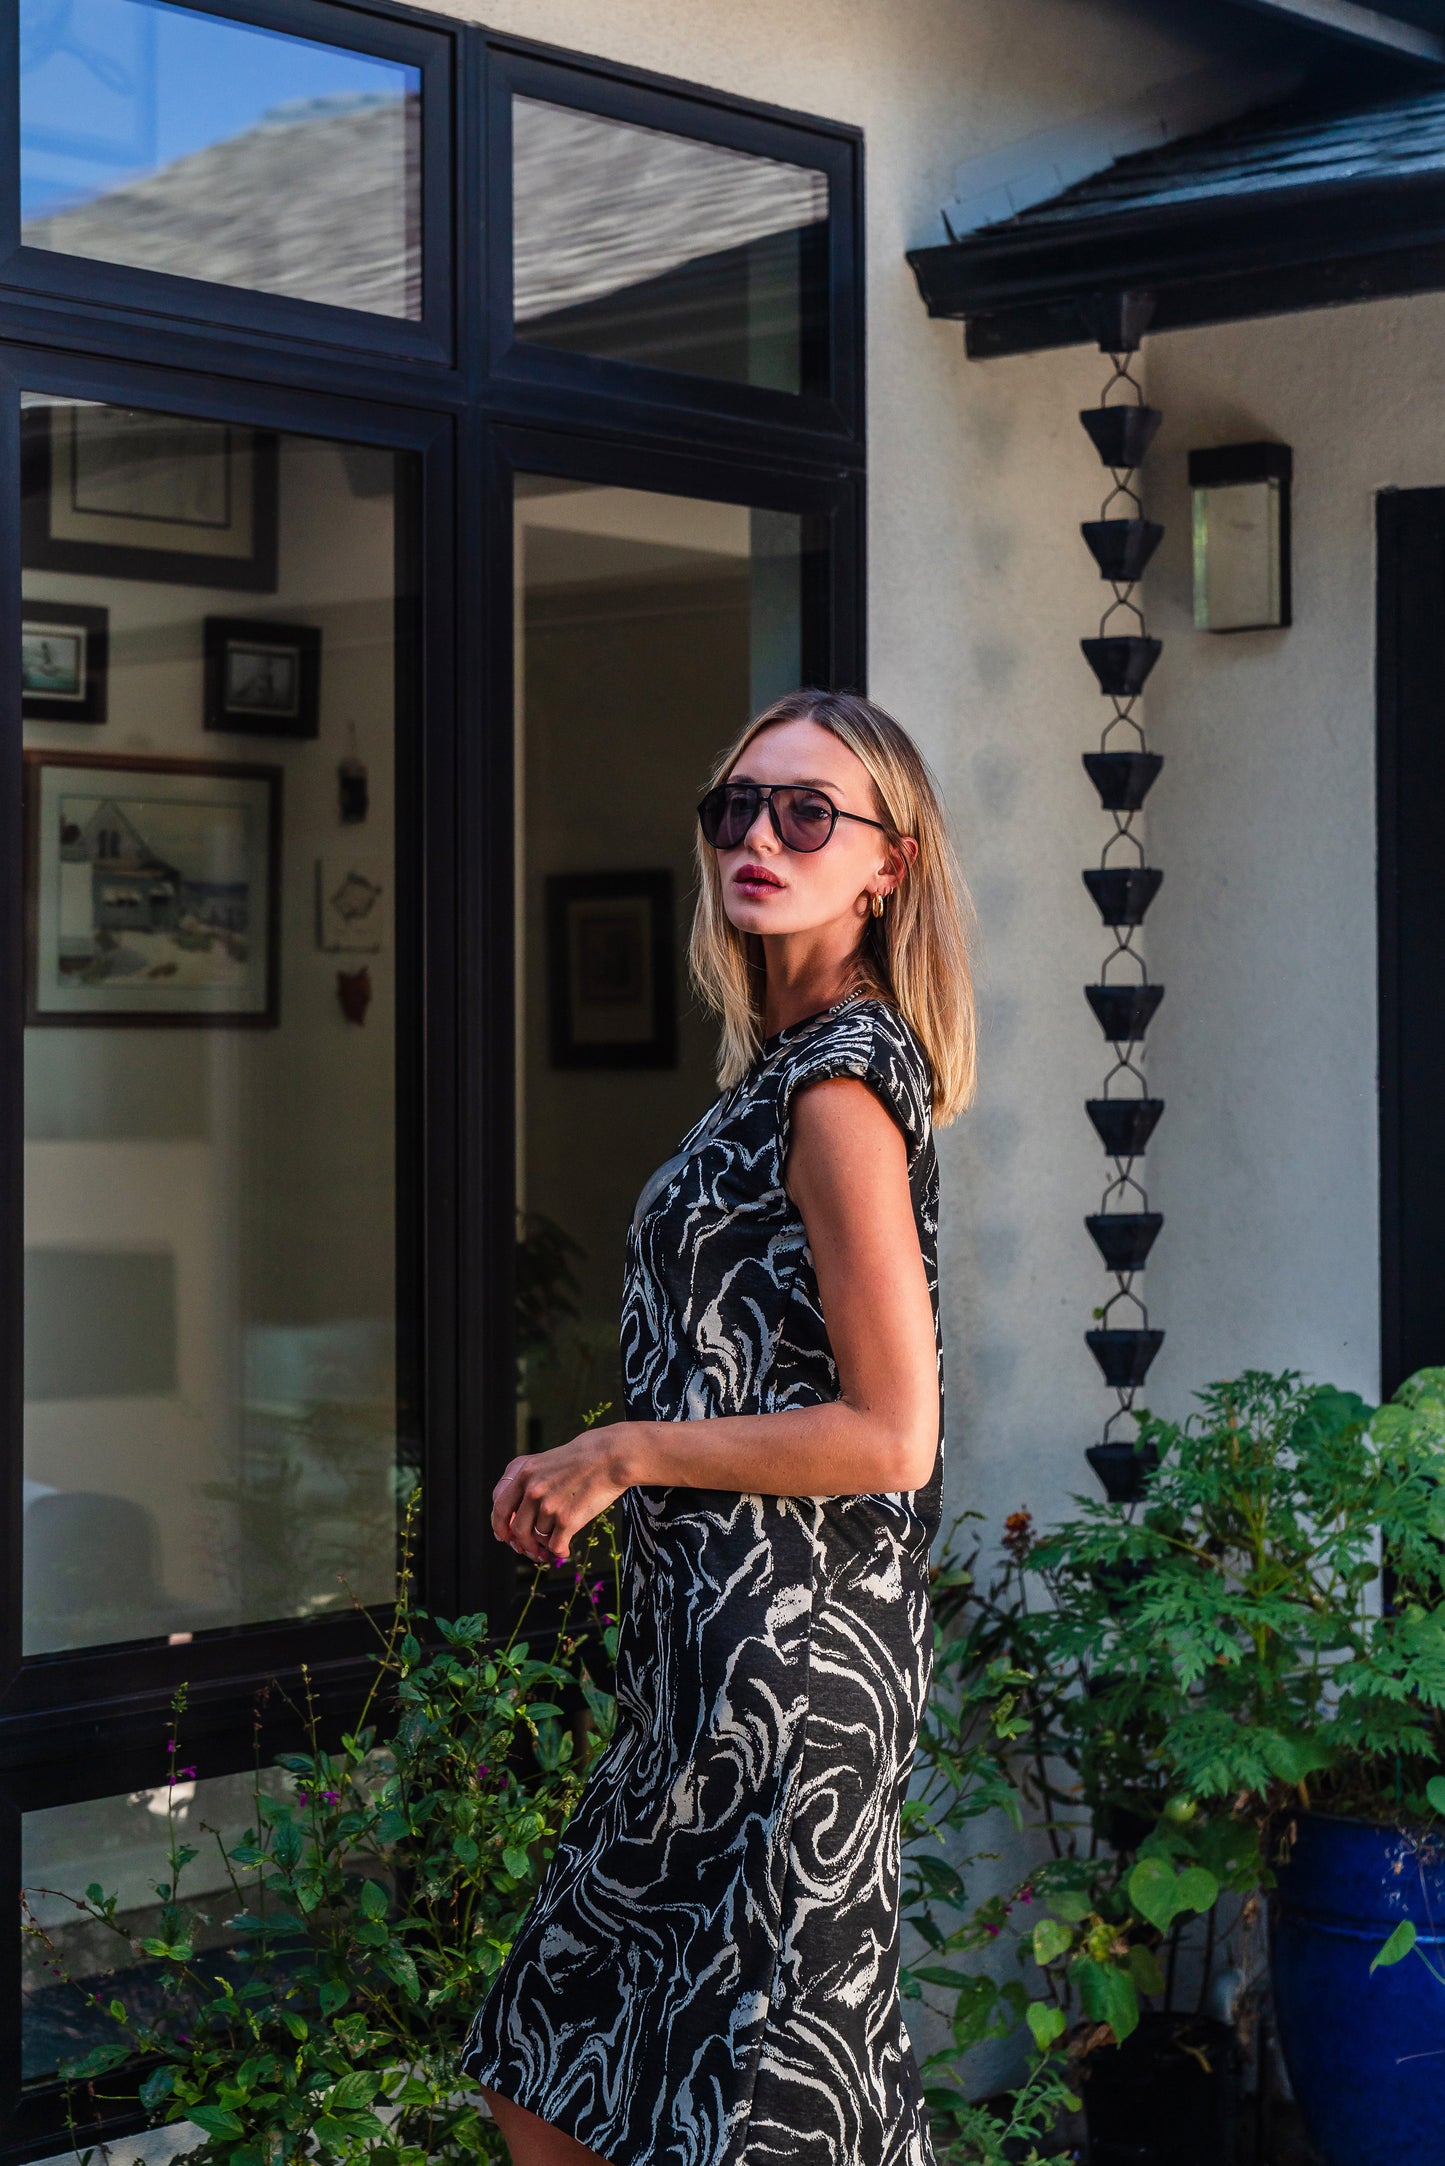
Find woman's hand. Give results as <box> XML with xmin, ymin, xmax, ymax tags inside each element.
<box><xmin>492</xmin><ymin>1423</ymin><xmax>637</xmax><ymax>1567</ymax></box>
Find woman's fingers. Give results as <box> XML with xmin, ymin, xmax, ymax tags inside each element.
<box><xmin>493</xmin><ymin>1457</ymin><xmax>570</xmax><ymax>1565</ymax></box>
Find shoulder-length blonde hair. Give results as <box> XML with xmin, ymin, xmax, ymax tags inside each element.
<box><xmin>688</xmin><ymin>688</ymin><xmax>977</xmax><ymax>1124</ymax></box>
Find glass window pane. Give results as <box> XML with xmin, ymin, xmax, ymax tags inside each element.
<box><xmin>20</xmin><ymin>0</ymin><xmax>422</xmax><ymax>318</ymax></box>
<box><xmin>21</xmin><ymin>392</ymin><xmax>414</xmax><ymax>1654</ymax></box>
<box><xmin>516</xmin><ymin>477</ymin><xmax>811</xmax><ymax>1460</ymax></box>
<box><xmin>22</xmin><ymin>1771</ymin><xmax>287</xmax><ymax>2081</ymax></box>
<box><xmin>513</xmin><ymin>98</ymin><xmax>828</xmax><ymax>392</ymax></box>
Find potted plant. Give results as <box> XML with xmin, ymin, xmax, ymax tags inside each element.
<box><xmin>999</xmin><ymin>1368</ymin><xmax>1445</xmax><ymax>2166</ymax></box>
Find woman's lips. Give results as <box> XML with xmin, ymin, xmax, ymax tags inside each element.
<box><xmin>733</xmin><ymin>865</ymin><xmax>784</xmax><ymax>897</ymax></box>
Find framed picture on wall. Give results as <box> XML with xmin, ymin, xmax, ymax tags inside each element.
<box><xmin>24</xmin><ymin>750</ymin><xmax>282</xmax><ymax>1027</ymax></box>
<box><xmin>21</xmin><ymin>402</ymin><xmax>279</xmax><ymax>591</ymax></box>
<box><xmin>546</xmin><ymin>869</ymin><xmax>676</xmax><ymax>1069</ymax></box>
<box><xmin>204</xmin><ymin>618</ymin><xmax>321</xmax><ymax>738</ymax></box>
<box><xmin>21</xmin><ymin>600</ymin><xmax>109</xmax><ymax>723</ymax></box>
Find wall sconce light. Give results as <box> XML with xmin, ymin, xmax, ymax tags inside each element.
<box><xmin>1189</xmin><ymin>441</ymin><xmax>1292</xmax><ymax>632</ymax></box>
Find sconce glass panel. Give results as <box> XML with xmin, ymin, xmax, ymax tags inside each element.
<box><xmin>1189</xmin><ymin>443</ymin><xmax>1292</xmax><ymax>633</ymax></box>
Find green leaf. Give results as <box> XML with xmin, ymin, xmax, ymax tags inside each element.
<box><xmin>381</xmin><ymin>1946</ymin><xmax>421</xmax><ymax>2001</ymax></box>
<box><xmin>1427</xmin><ymin>1777</ymin><xmax>1445</xmax><ymax>1819</ymax></box>
<box><xmin>1127</xmin><ymin>1943</ymin><xmax>1167</xmax><ymax>1998</ymax></box>
<box><xmin>502</xmin><ymin>1845</ymin><xmax>532</xmax><ymax>1880</ymax></box>
<box><xmin>1128</xmin><ymin>1858</ymin><xmax>1219</xmax><ymax>1934</ymax></box>
<box><xmin>358</xmin><ymin>1879</ymin><xmax>390</xmax><ymax>1919</ymax></box>
<box><xmin>139</xmin><ymin>2067</ymin><xmax>177</xmax><ymax>2112</ymax></box>
<box><xmin>1259</xmin><ymin>1732</ymin><xmax>1334</xmax><ymax>1785</ymax></box>
<box><xmin>188</xmin><ymin>2105</ymin><xmax>246</xmax><ymax>2140</ymax></box>
<box><xmin>1026</xmin><ymin>2001</ymin><xmax>1067</xmax><ymax>2052</ymax></box>
<box><xmin>1074</xmin><ymin>1956</ymin><xmax>1139</xmax><ymax>2044</ymax></box>
<box><xmin>1048</xmin><ymin>1891</ymin><xmax>1092</xmax><ymax>1924</ymax></box>
<box><xmin>1032</xmin><ymin>1917</ymin><xmax>1072</xmax><ymax>1967</ymax></box>
<box><xmin>58</xmin><ymin>2041</ymin><xmax>131</xmax><ymax>2081</ymax></box>
<box><xmin>1372</xmin><ymin>1919</ymin><xmax>1418</xmax><ymax>1972</ymax></box>
<box><xmin>1174</xmin><ymin>1866</ymin><xmax>1221</xmax><ymax>1916</ymax></box>
<box><xmin>327</xmin><ymin>2071</ymin><xmax>380</xmax><ymax>2112</ymax></box>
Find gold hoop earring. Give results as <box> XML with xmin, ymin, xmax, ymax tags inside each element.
<box><xmin>870</xmin><ymin>891</ymin><xmax>885</xmax><ymax>919</ymax></box>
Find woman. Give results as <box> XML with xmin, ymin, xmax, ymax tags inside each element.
<box><xmin>463</xmin><ymin>688</ymin><xmax>977</xmax><ymax>2166</ymax></box>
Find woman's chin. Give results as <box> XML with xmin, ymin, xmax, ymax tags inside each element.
<box><xmin>725</xmin><ymin>896</ymin><xmax>790</xmax><ymax>933</ymax></box>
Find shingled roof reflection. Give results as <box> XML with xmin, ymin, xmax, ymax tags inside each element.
<box><xmin>22</xmin><ymin>88</ymin><xmax>827</xmax><ymax>326</ymax></box>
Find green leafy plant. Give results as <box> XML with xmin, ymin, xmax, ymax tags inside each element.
<box><xmin>931</xmin><ymin>1367</ymin><xmax>1445</xmax><ymax>2086</ymax></box>
<box><xmin>25</xmin><ymin>1498</ymin><xmax>1085</xmax><ymax>2165</ymax></box>
<box><xmin>1029</xmin><ymin>1368</ymin><xmax>1445</xmax><ymax>1824</ymax></box>
<box><xmin>23</xmin><ymin>1495</ymin><xmax>623</xmax><ymax>2166</ymax></box>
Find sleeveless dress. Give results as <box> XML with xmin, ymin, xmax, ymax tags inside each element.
<box><xmin>462</xmin><ymin>994</ymin><xmax>944</xmax><ymax>2166</ymax></box>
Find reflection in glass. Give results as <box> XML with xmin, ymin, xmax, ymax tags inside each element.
<box><xmin>20</xmin><ymin>0</ymin><xmax>421</xmax><ymax>317</ymax></box>
<box><xmin>21</xmin><ymin>394</ymin><xmax>413</xmax><ymax>1654</ymax></box>
<box><xmin>515</xmin><ymin>477</ymin><xmax>809</xmax><ymax>1460</ymax></box>
<box><xmin>513</xmin><ymin>98</ymin><xmax>828</xmax><ymax>391</ymax></box>
<box><xmin>22</xmin><ymin>1773</ymin><xmax>285</xmax><ymax>2081</ymax></box>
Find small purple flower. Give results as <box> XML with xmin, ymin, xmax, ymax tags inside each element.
<box><xmin>478</xmin><ymin>1764</ymin><xmax>490</xmax><ymax>1777</ymax></box>
<box><xmin>322</xmin><ymin>1790</ymin><xmax>340</xmax><ymax>1804</ymax></box>
<box><xmin>296</xmin><ymin>1789</ymin><xmax>310</xmax><ymax>1804</ymax></box>
<box><xmin>986</xmin><ymin>1924</ymin><xmax>1001</xmax><ymax>1939</ymax></box>
<box><xmin>175</xmin><ymin>1765</ymin><xmax>197</xmax><ymax>1781</ymax></box>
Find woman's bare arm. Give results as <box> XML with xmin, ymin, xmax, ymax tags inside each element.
<box><xmin>493</xmin><ymin>1076</ymin><xmax>940</xmax><ymax>1564</ymax></box>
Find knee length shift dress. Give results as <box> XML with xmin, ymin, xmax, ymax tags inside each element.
<box><xmin>462</xmin><ymin>993</ymin><xmax>944</xmax><ymax>2166</ymax></box>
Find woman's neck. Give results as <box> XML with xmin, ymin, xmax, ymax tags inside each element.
<box><xmin>760</xmin><ymin>943</ymin><xmax>865</xmax><ymax>1039</ymax></box>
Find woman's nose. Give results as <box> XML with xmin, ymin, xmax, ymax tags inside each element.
<box><xmin>743</xmin><ymin>798</ymin><xmax>778</xmax><ymax>851</ymax></box>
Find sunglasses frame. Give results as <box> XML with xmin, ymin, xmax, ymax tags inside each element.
<box><xmin>697</xmin><ymin>780</ymin><xmax>894</xmax><ymax>854</ymax></box>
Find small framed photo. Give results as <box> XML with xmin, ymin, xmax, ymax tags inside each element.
<box><xmin>24</xmin><ymin>750</ymin><xmax>281</xmax><ymax>1028</ymax></box>
<box><xmin>204</xmin><ymin>618</ymin><xmax>321</xmax><ymax>739</ymax></box>
<box><xmin>22</xmin><ymin>601</ymin><xmax>109</xmax><ymax>723</ymax></box>
<box><xmin>22</xmin><ymin>404</ymin><xmax>279</xmax><ymax>591</ymax></box>
<box><xmin>546</xmin><ymin>869</ymin><xmax>676</xmax><ymax>1069</ymax></box>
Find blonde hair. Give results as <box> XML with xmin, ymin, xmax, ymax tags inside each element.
<box><xmin>688</xmin><ymin>689</ymin><xmax>977</xmax><ymax>1124</ymax></box>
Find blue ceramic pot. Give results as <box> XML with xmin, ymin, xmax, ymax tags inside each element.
<box><xmin>1271</xmin><ymin>1811</ymin><xmax>1445</xmax><ymax>2166</ymax></box>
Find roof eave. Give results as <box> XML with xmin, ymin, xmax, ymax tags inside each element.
<box><xmin>908</xmin><ymin>166</ymin><xmax>1445</xmax><ymax>354</ymax></box>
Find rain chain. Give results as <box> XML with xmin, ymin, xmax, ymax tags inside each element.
<box><xmin>1078</xmin><ymin>304</ymin><xmax>1165</xmax><ymax>1502</ymax></box>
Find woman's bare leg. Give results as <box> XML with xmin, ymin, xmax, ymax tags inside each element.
<box><xmin>479</xmin><ymin>2083</ymin><xmax>612</xmax><ymax>2165</ymax></box>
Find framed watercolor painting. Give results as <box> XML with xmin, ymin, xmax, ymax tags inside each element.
<box><xmin>24</xmin><ymin>751</ymin><xmax>282</xmax><ymax>1027</ymax></box>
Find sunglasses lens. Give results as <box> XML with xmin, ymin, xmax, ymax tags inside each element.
<box><xmin>698</xmin><ymin>786</ymin><xmax>757</xmax><ymax>849</ymax></box>
<box><xmin>776</xmin><ymin>789</ymin><xmax>835</xmax><ymax>851</ymax></box>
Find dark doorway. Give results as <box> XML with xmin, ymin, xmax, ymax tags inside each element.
<box><xmin>1376</xmin><ymin>489</ymin><xmax>1445</xmax><ymax>1393</ymax></box>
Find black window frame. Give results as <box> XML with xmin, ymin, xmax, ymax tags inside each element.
<box><xmin>2</xmin><ymin>0</ymin><xmax>459</xmax><ymax>368</ymax></box>
<box><xmin>0</xmin><ymin>10</ymin><xmax>864</xmax><ymax>2156</ymax></box>
<box><xmin>485</xmin><ymin>40</ymin><xmax>864</xmax><ymax>445</ymax></box>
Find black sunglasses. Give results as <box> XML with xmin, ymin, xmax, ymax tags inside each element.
<box><xmin>697</xmin><ymin>781</ymin><xmax>893</xmax><ymax>854</ymax></box>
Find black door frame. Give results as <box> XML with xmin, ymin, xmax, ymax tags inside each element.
<box><xmin>1376</xmin><ymin>488</ymin><xmax>1445</xmax><ymax>1396</ymax></box>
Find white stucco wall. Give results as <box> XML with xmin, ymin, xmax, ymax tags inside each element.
<box><xmin>1135</xmin><ymin>292</ymin><xmax>1434</xmax><ymax>1419</ymax></box>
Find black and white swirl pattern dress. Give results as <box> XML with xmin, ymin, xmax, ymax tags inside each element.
<box><xmin>463</xmin><ymin>994</ymin><xmax>944</xmax><ymax>2165</ymax></box>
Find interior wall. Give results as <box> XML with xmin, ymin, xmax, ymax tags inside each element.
<box><xmin>1133</xmin><ymin>291</ymin><xmax>1437</xmax><ymax>1416</ymax></box>
<box><xmin>522</xmin><ymin>573</ymin><xmax>747</xmax><ymax>1329</ymax></box>
<box><xmin>22</xmin><ymin>429</ymin><xmax>400</xmax><ymax>1628</ymax></box>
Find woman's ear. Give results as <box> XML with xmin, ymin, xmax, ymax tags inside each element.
<box><xmin>884</xmin><ymin>834</ymin><xmax>919</xmax><ymax>890</ymax></box>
